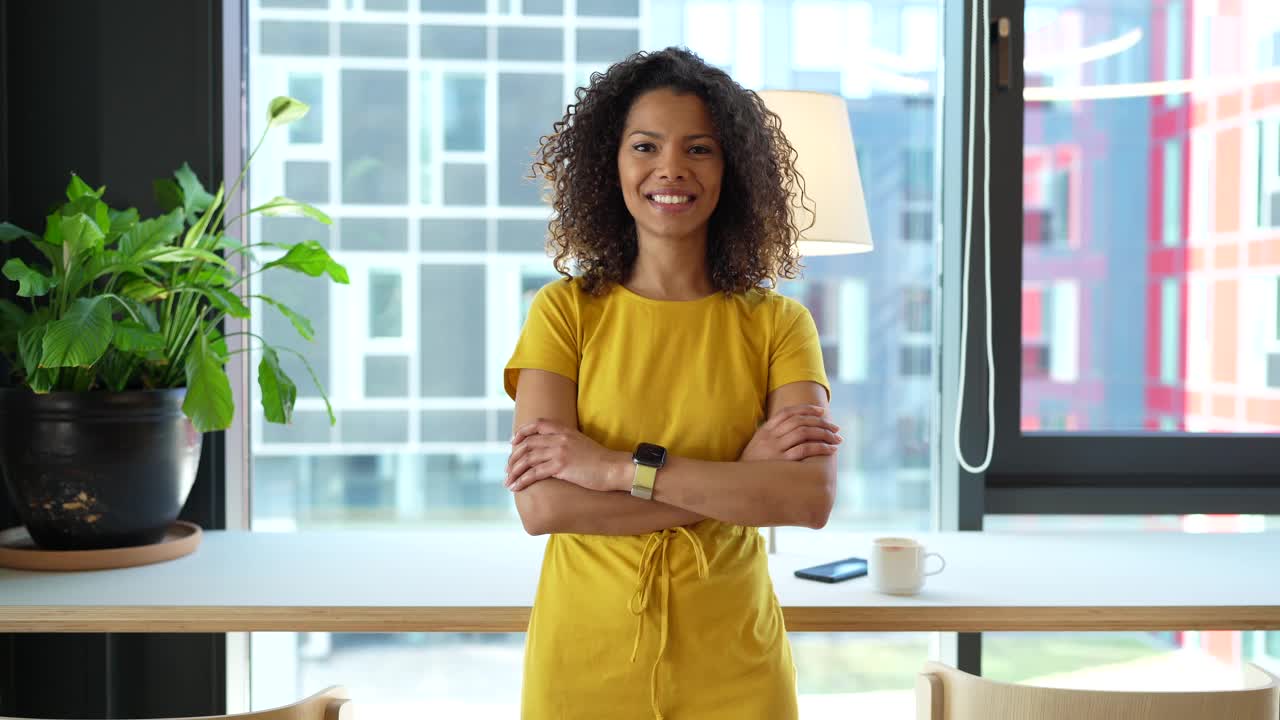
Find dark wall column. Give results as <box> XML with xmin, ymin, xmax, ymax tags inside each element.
<box><xmin>0</xmin><ymin>1</ymin><xmax>228</xmax><ymax>717</ymax></box>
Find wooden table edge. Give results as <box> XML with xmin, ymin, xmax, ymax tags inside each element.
<box><xmin>2</xmin><ymin>605</ymin><xmax>1278</xmax><ymax>633</ymax></box>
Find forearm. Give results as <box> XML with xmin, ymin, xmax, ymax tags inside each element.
<box><xmin>605</xmin><ymin>453</ymin><xmax>836</xmax><ymax>529</ymax></box>
<box><xmin>515</xmin><ymin>477</ymin><xmax>707</xmax><ymax>536</ymax></box>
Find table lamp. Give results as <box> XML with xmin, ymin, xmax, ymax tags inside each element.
<box><xmin>758</xmin><ymin>90</ymin><xmax>874</xmax><ymax>256</ymax></box>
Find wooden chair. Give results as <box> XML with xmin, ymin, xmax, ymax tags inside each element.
<box><xmin>917</xmin><ymin>661</ymin><xmax>1280</xmax><ymax>720</ymax></box>
<box><xmin>1</xmin><ymin>686</ymin><xmax>351</xmax><ymax>720</ymax></box>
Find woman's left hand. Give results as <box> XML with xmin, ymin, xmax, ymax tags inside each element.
<box><xmin>506</xmin><ymin>419</ymin><xmax>629</xmax><ymax>493</ymax></box>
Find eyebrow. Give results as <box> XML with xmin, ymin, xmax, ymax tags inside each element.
<box><xmin>626</xmin><ymin>130</ymin><xmax>718</xmax><ymax>142</ymax></box>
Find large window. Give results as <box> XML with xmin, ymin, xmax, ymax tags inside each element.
<box><xmin>983</xmin><ymin>0</ymin><xmax>1280</xmax><ymax>504</ymax></box>
<box><xmin>983</xmin><ymin>515</ymin><xmax>1280</xmax><ymax>687</ymax></box>
<box><xmin>246</xmin><ymin>0</ymin><xmax>942</xmax><ymax>715</ymax></box>
<box><xmin>1019</xmin><ymin>0</ymin><xmax>1280</xmax><ymax>434</ymax></box>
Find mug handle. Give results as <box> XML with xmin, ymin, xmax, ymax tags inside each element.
<box><xmin>924</xmin><ymin>552</ymin><xmax>946</xmax><ymax>576</ymax></box>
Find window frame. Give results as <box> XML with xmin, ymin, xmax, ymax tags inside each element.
<box><xmin>978</xmin><ymin>0</ymin><xmax>1280</xmax><ymax>516</ymax></box>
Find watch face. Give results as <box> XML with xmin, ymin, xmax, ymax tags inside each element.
<box><xmin>633</xmin><ymin>442</ymin><xmax>667</xmax><ymax>467</ymax></box>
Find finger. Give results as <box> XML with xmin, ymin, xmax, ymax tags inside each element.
<box><xmin>511</xmin><ymin>423</ymin><xmax>564</xmax><ymax>454</ymax></box>
<box><xmin>506</xmin><ymin>445</ymin><xmax>525</xmax><ymax>474</ymax></box>
<box><xmin>512</xmin><ymin>418</ymin><xmax>565</xmax><ymax>444</ymax></box>
<box><xmin>784</xmin><ymin>442</ymin><xmax>839</xmax><ymax>461</ymax></box>
<box><xmin>509</xmin><ymin>460</ymin><xmax>558</xmax><ymax>492</ymax></box>
<box><xmin>506</xmin><ymin>448</ymin><xmax>550</xmax><ymax>487</ymax></box>
<box><xmin>762</xmin><ymin>405</ymin><xmax>808</xmax><ymax>429</ymax></box>
<box><xmin>506</xmin><ymin>435</ymin><xmax>552</xmax><ymax>473</ymax></box>
<box><xmin>504</xmin><ymin>443</ymin><xmax>540</xmax><ymax>481</ymax></box>
<box><xmin>775</xmin><ymin>414</ymin><xmax>840</xmax><ymax>437</ymax></box>
<box><xmin>780</xmin><ymin>425</ymin><xmax>842</xmax><ymax>449</ymax></box>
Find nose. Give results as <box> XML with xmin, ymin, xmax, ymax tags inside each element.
<box><xmin>656</xmin><ymin>145</ymin><xmax>689</xmax><ymax>181</ymax></box>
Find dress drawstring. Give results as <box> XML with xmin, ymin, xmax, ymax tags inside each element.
<box><xmin>627</xmin><ymin>527</ymin><xmax>710</xmax><ymax>720</ymax></box>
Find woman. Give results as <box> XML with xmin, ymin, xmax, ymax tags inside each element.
<box><xmin>503</xmin><ymin>47</ymin><xmax>842</xmax><ymax>720</ymax></box>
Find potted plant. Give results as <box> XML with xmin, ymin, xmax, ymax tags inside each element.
<box><xmin>0</xmin><ymin>96</ymin><xmax>345</xmax><ymax>551</ymax></box>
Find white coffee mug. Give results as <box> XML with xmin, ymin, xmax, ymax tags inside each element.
<box><xmin>869</xmin><ymin>537</ymin><xmax>946</xmax><ymax>595</ymax></box>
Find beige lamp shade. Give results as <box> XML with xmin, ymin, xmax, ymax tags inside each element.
<box><xmin>758</xmin><ymin>90</ymin><xmax>874</xmax><ymax>255</ymax></box>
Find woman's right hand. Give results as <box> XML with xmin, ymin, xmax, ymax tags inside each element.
<box><xmin>739</xmin><ymin>404</ymin><xmax>843</xmax><ymax>462</ymax></box>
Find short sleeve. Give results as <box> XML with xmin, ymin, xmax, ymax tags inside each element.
<box><xmin>504</xmin><ymin>280</ymin><xmax>580</xmax><ymax>400</ymax></box>
<box><xmin>768</xmin><ymin>299</ymin><xmax>831</xmax><ymax>400</ymax></box>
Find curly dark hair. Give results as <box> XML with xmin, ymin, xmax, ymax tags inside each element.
<box><xmin>532</xmin><ymin>47</ymin><xmax>811</xmax><ymax>296</ymax></box>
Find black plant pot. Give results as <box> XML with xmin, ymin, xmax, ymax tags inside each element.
<box><xmin>0</xmin><ymin>388</ymin><xmax>202</xmax><ymax>550</ymax></box>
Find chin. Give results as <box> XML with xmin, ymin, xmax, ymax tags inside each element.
<box><xmin>644</xmin><ymin>221</ymin><xmax>708</xmax><ymax>242</ymax></box>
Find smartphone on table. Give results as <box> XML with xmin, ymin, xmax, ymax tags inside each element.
<box><xmin>794</xmin><ymin>556</ymin><xmax>868</xmax><ymax>583</ymax></box>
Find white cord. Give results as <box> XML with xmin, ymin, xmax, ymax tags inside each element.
<box><xmin>953</xmin><ymin>0</ymin><xmax>996</xmax><ymax>474</ymax></box>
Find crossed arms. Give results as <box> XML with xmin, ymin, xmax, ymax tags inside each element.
<box><xmin>505</xmin><ymin>369</ymin><xmax>840</xmax><ymax>536</ymax></box>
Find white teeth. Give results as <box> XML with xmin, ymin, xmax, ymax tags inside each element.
<box><xmin>650</xmin><ymin>194</ymin><xmax>692</xmax><ymax>205</ymax></box>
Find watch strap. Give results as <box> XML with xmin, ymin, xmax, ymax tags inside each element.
<box><xmin>631</xmin><ymin>463</ymin><xmax>657</xmax><ymax>500</ymax></box>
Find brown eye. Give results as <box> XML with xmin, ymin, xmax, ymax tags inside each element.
<box><xmin>633</xmin><ymin>142</ymin><xmax>656</xmax><ymax>152</ymax></box>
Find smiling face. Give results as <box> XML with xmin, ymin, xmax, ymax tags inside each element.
<box><xmin>616</xmin><ymin>87</ymin><xmax>724</xmax><ymax>248</ymax></box>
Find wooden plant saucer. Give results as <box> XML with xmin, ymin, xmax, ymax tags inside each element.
<box><xmin>0</xmin><ymin>521</ymin><xmax>202</xmax><ymax>571</ymax></box>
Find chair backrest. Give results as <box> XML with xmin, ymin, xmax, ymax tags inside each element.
<box><xmin>0</xmin><ymin>686</ymin><xmax>351</xmax><ymax>720</ymax></box>
<box><xmin>917</xmin><ymin>662</ymin><xmax>1280</xmax><ymax>720</ymax></box>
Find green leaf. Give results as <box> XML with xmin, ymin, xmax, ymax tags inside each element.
<box><xmin>32</xmin><ymin>240</ymin><xmax>63</xmax><ymax>268</ymax></box>
<box><xmin>205</xmin><ymin>321</ymin><xmax>228</xmax><ymax>360</ymax></box>
<box><xmin>40</xmin><ymin>297</ymin><xmax>113</xmax><ymax>368</ymax></box>
<box><xmin>257</xmin><ymin>347</ymin><xmax>297</xmax><ymax>424</ymax></box>
<box><xmin>18</xmin><ymin>323</ymin><xmax>45</xmax><ymax>377</ymax></box>
<box><xmin>26</xmin><ymin>368</ymin><xmax>55</xmax><ymax>393</ymax></box>
<box><xmin>98</xmin><ymin>347</ymin><xmax>134</xmax><ymax>392</ymax></box>
<box><xmin>43</xmin><ymin>211</ymin><xmax>63</xmax><ymax>245</ymax></box>
<box><xmin>62</xmin><ymin>195</ymin><xmax>111</xmax><ymax>235</ymax></box>
<box><xmin>148</xmin><ymin>246</ymin><xmax>233</xmax><ymax>270</ymax></box>
<box><xmin>154</xmin><ymin>178</ymin><xmax>183</xmax><ymax>214</ymax></box>
<box><xmin>181</xmin><ymin>182</ymin><xmax>225</xmax><ymax>248</ymax></box>
<box><xmin>262</xmin><ymin>241</ymin><xmax>349</xmax><ymax>283</ymax></box>
<box><xmin>0</xmin><ymin>299</ymin><xmax>27</xmax><ymax>352</ymax></box>
<box><xmin>200</xmin><ymin>287</ymin><xmax>250</xmax><ymax>319</ymax></box>
<box><xmin>257</xmin><ymin>295</ymin><xmax>314</xmax><ymax>341</ymax></box>
<box><xmin>107</xmin><ymin>208</ymin><xmax>139</xmax><ymax>242</ymax></box>
<box><xmin>213</xmin><ymin>235</ymin><xmax>256</xmax><ymax>263</ymax></box>
<box><xmin>61</xmin><ymin>213</ymin><xmax>106</xmax><ymax>261</ymax></box>
<box><xmin>0</xmin><ymin>223</ymin><xmax>40</xmax><ymax>244</ymax></box>
<box><xmin>246</xmin><ymin>196</ymin><xmax>332</xmax><ymax>225</ymax></box>
<box><xmin>111</xmin><ymin>320</ymin><xmax>166</xmax><ymax>353</ymax></box>
<box><xmin>119</xmin><ymin>208</ymin><xmax>184</xmax><ymax>260</ymax></box>
<box><xmin>119</xmin><ymin>277</ymin><xmax>168</xmax><ymax>301</ymax></box>
<box><xmin>267</xmin><ymin>96</ymin><xmax>310</xmax><ymax>128</ymax></box>
<box><xmin>174</xmin><ymin>163</ymin><xmax>215</xmax><ymax>221</ymax></box>
<box><xmin>135</xmin><ymin>302</ymin><xmax>160</xmax><ymax>332</ymax></box>
<box><xmin>65</xmin><ymin>173</ymin><xmax>102</xmax><ymax>201</ymax></box>
<box><xmin>190</xmin><ymin>266</ymin><xmax>237</xmax><ymax>287</ymax></box>
<box><xmin>3</xmin><ymin>258</ymin><xmax>57</xmax><ymax>297</ymax></box>
<box><xmin>280</xmin><ymin>346</ymin><xmax>335</xmax><ymax>425</ymax></box>
<box><xmin>182</xmin><ymin>334</ymin><xmax>234</xmax><ymax>432</ymax></box>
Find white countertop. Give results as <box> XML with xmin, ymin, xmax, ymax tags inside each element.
<box><xmin>2</xmin><ymin>529</ymin><xmax>1277</xmax><ymax>632</ymax></box>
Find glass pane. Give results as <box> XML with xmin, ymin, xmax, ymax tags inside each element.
<box><xmin>287</xmin><ymin>74</ymin><xmax>323</xmax><ymax>143</ymax></box>
<box><xmin>1021</xmin><ymin>0</ymin><xmax>1280</xmax><ymax>433</ymax></box>
<box><xmin>368</xmin><ymin>270</ymin><xmax>402</xmax><ymax>338</ymax></box>
<box><xmin>249</xmin><ymin>0</ymin><xmax>942</xmax><ymax>715</ymax></box>
<box><xmin>443</xmin><ymin>74</ymin><xmax>485</xmax><ymax>151</ymax></box>
<box><xmin>984</xmin><ymin>515</ymin><xmax>1280</xmax><ymax>687</ymax></box>
<box><xmin>791</xmin><ymin>633</ymin><xmax>929</xmax><ymax>717</ymax></box>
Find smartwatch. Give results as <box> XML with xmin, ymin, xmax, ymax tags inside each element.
<box><xmin>630</xmin><ymin>442</ymin><xmax>667</xmax><ymax>500</ymax></box>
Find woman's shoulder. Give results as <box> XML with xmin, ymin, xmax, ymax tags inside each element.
<box><xmin>734</xmin><ymin>286</ymin><xmax>810</xmax><ymax>322</ymax></box>
<box><xmin>533</xmin><ymin>275</ymin><xmax>590</xmax><ymax>306</ymax></box>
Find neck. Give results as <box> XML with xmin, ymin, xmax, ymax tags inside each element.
<box><xmin>625</xmin><ymin>228</ymin><xmax>714</xmax><ymax>300</ymax></box>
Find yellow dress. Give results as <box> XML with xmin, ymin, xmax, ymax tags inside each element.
<box><xmin>504</xmin><ymin>277</ymin><xmax>829</xmax><ymax>720</ymax></box>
